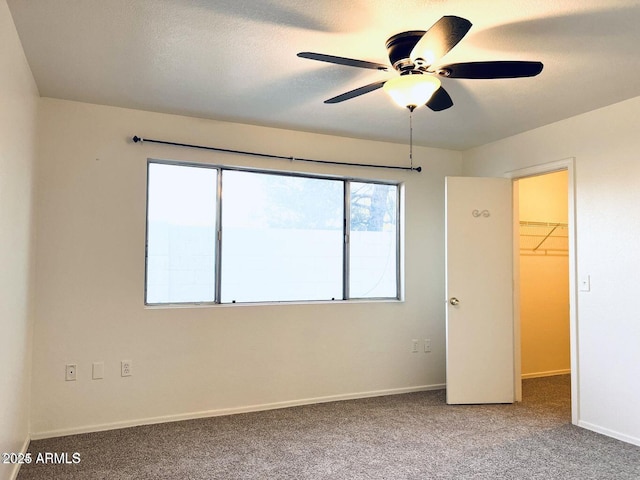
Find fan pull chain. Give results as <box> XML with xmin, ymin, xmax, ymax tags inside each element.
<box><xmin>409</xmin><ymin>110</ymin><xmax>414</xmax><ymax>170</ymax></box>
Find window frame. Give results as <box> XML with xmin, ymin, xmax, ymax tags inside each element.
<box><xmin>145</xmin><ymin>159</ymin><xmax>402</xmax><ymax>306</ymax></box>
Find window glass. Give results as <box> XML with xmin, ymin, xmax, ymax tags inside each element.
<box><xmin>349</xmin><ymin>182</ymin><xmax>398</xmax><ymax>298</ymax></box>
<box><xmin>146</xmin><ymin>161</ymin><xmax>400</xmax><ymax>305</ymax></box>
<box><xmin>221</xmin><ymin>171</ymin><xmax>343</xmax><ymax>303</ymax></box>
<box><xmin>146</xmin><ymin>163</ymin><xmax>217</xmax><ymax>303</ymax></box>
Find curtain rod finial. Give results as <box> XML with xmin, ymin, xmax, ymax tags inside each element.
<box><xmin>132</xmin><ymin>135</ymin><xmax>143</xmax><ymax>143</ymax></box>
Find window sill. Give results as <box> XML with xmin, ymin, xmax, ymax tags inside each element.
<box><xmin>144</xmin><ymin>298</ymin><xmax>404</xmax><ymax>309</ymax></box>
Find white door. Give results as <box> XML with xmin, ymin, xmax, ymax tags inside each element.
<box><xmin>445</xmin><ymin>176</ymin><xmax>514</xmax><ymax>404</ymax></box>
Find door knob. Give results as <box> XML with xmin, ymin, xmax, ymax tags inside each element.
<box><xmin>449</xmin><ymin>297</ymin><xmax>460</xmax><ymax>306</ymax></box>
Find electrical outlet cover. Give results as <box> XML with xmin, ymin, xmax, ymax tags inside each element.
<box><xmin>92</xmin><ymin>362</ymin><xmax>104</xmax><ymax>379</ymax></box>
<box><xmin>121</xmin><ymin>360</ymin><xmax>132</xmax><ymax>377</ymax></box>
<box><xmin>65</xmin><ymin>364</ymin><xmax>77</xmax><ymax>381</ymax></box>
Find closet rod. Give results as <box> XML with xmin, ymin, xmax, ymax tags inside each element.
<box><xmin>534</xmin><ymin>225</ymin><xmax>560</xmax><ymax>251</ymax></box>
<box><xmin>519</xmin><ymin>220</ymin><xmax>568</xmax><ymax>227</ymax></box>
<box><xmin>132</xmin><ymin>136</ymin><xmax>422</xmax><ymax>173</ymax></box>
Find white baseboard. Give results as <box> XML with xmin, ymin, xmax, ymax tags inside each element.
<box><xmin>521</xmin><ymin>369</ymin><xmax>570</xmax><ymax>379</ymax></box>
<box><xmin>31</xmin><ymin>383</ymin><xmax>445</xmax><ymax>440</ymax></box>
<box><xmin>578</xmin><ymin>420</ymin><xmax>640</xmax><ymax>447</ymax></box>
<box><xmin>9</xmin><ymin>435</ymin><xmax>30</xmax><ymax>480</ymax></box>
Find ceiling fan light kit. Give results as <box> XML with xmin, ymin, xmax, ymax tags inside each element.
<box><xmin>383</xmin><ymin>74</ymin><xmax>441</xmax><ymax>111</ymax></box>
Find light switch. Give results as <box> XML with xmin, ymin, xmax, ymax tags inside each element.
<box><xmin>579</xmin><ymin>275</ymin><xmax>591</xmax><ymax>292</ymax></box>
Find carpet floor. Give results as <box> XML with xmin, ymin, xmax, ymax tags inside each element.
<box><xmin>17</xmin><ymin>375</ymin><xmax>640</xmax><ymax>479</ymax></box>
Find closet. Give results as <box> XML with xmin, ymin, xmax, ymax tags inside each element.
<box><xmin>518</xmin><ymin>171</ymin><xmax>570</xmax><ymax>378</ymax></box>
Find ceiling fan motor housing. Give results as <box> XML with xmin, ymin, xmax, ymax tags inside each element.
<box><xmin>385</xmin><ymin>31</ymin><xmax>426</xmax><ymax>72</ymax></box>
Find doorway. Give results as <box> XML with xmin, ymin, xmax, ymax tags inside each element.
<box><xmin>517</xmin><ymin>171</ymin><xmax>570</xmax><ymax>380</ymax></box>
<box><xmin>507</xmin><ymin>158</ymin><xmax>578</xmax><ymax>424</ymax></box>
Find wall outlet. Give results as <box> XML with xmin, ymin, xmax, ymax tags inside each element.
<box><xmin>65</xmin><ymin>364</ymin><xmax>77</xmax><ymax>381</ymax></box>
<box><xmin>424</xmin><ymin>339</ymin><xmax>432</xmax><ymax>353</ymax></box>
<box><xmin>121</xmin><ymin>360</ymin><xmax>132</xmax><ymax>377</ymax></box>
<box><xmin>412</xmin><ymin>339</ymin><xmax>419</xmax><ymax>353</ymax></box>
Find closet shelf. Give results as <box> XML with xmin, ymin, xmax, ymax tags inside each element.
<box><xmin>519</xmin><ymin>221</ymin><xmax>568</xmax><ymax>256</ymax></box>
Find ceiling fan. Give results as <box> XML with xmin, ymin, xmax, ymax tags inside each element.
<box><xmin>297</xmin><ymin>16</ymin><xmax>543</xmax><ymax>112</ymax></box>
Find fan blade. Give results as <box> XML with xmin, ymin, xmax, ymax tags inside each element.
<box><xmin>439</xmin><ymin>61</ymin><xmax>544</xmax><ymax>79</ymax></box>
<box><xmin>324</xmin><ymin>81</ymin><xmax>387</xmax><ymax>104</ymax></box>
<box><xmin>426</xmin><ymin>86</ymin><xmax>453</xmax><ymax>111</ymax></box>
<box><xmin>410</xmin><ymin>16</ymin><xmax>472</xmax><ymax>66</ymax></box>
<box><xmin>297</xmin><ymin>52</ymin><xmax>388</xmax><ymax>71</ymax></box>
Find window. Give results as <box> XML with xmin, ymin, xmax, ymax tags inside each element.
<box><xmin>145</xmin><ymin>161</ymin><xmax>400</xmax><ymax>305</ymax></box>
<box><xmin>146</xmin><ymin>163</ymin><xmax>217</xmax><ymax>304</ymax></box>
<box><xmin>349</xmin><ymin>182</ymin><xmax>398</xmax><ymax>298</ymax></box>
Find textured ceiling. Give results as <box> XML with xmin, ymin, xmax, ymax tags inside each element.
<box><xmin>7</xmin><ymin>0</ymin><xmax>640</xmax><ymax>150</ymax></box>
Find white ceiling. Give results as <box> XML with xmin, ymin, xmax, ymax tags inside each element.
<box><xmin>8</xmin><ymin>0</ymin><xmax>640</xmax><ymax>150</ymax></box>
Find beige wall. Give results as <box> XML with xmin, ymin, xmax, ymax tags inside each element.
<box><xmin>30</xmin><ymin>98</ymin><xmax>463</xmax><ymax>437</ymax></box>
<box><xmin>519</xmin><ymin>171</ymin><xmax>568</xmax><ymax>224</ymax></box>
<box><xmin>463</xmin><ymin>96</ymin><xmax>640</xmax><ymax>446</ymax></box>
<box><xmin>518</xmin><ymin>171</ymin><xmax>569</xmax><ymax>377</ymax></box>
<box><xmin>0</xmin><ymin>1</ymin><xmax>39</xmax><ymax>478</ymax></box>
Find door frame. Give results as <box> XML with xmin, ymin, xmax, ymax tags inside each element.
<box><xmin>504</xmin><ymin>157</ymin><xmax>578</xmax><ymax>424</ymax></box>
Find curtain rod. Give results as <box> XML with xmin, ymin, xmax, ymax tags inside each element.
<box><xmin>131</xmin><ymin>136</ymin><xmax>421</xmax><ymax>173</ymax></box>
